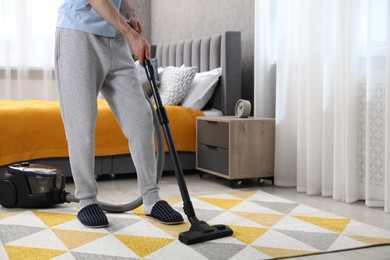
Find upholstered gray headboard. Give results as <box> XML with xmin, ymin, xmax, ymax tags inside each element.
<box><xmin>150</xmin><ymin>31</ymin><xmax>241</xmax><ymax>115</ymax></box>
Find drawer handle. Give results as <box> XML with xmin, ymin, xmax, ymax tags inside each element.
<box><xmin>205</xmin><ymin>121</ymin><xmax>219</xmax><ymax>125</ymax></box>
<box><xmin>205</xmin><ymin>145</ymin><xmax>218</xmax><ymax>150</ymax></box>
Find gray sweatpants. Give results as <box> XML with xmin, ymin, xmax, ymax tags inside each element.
<box><xmin>55</xmin><ymin>28</ymin><xmax>160</xmax><ymax>206</ymax></box>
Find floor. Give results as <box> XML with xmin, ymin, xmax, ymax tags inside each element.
<box><xmin>48</xmin><ymin>171</ymin><xmax>390</xmax><ymax>259</ymax></box>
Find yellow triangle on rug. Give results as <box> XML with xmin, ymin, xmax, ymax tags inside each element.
<box><xmin>0</xmin><ymin>211</ymin><xmax>22</xmax><ymax>221</ymax></box>
<box><xmin>4</xmin><ymin>245</ymin><xmax>66</xmax><ymax>260</ymax></box>
<box><xmin>232</xmin><ymin>211</ymin><xmax>284</xmax><ymax>228</ymax></box>
<box><xmin>253</xmin><ymin>246</ymin><xmax>318</xmax><ymax>259</ymax></box>
<box><xmin>114</xmin><ymin>235</ymin><xmax>175</xmax><ymax>258</ymax></box>
<box><xmin>230</xmin><ymin>225</ymin><xmax>269</xmax><ymax>244</ymax></box>
<box><xmin>51</xmin><ymin>229</ymin><xmax>106</xmax><ymax>250</ymax></box>
<box><xmin>148</xmin><ymin>220</ymin><xmax>191</xmax><ymax>238</ymax></box>
<box><xmin>32</xmin><ymin>210</ymin><xmax>76</xmax><ymax>227</ymax></box>
<box><xmin>293</xmin><ymin>215</ymin><xmax>351</xmax><ymax>233</ymax></box>
<box><xmin>229</xmin><ymin>190</ymin><xmax>258</xmax><ymax>200</ymax></box>
<box><xmin>195</xmin><ymin>197</ymin><xmax>243</xmax><ymax>210</ymax></box>
<box><xmin>347</xmin><ymin>235</ymin><xmax>390</xmax><ymax>245</ymax></box>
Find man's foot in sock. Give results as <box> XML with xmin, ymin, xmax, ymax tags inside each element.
<box><xmin>146</xmin><ymin>200</ymin><xmax>184</xmax><ymax>225</ymax></box>
<box><xmin>77</xmin><ymin>204</ymin><xmax>109</xmax><ymax>228</ymax></box>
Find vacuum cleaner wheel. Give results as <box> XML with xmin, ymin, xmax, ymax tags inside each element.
<box><xmin>0</xmin><ymin>180</ymin><xmax>17</xmax><ymax>208</ymax></box>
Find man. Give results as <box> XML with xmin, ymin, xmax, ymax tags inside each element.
<box><xmin>55</xmin><ymin>0</ymin><xmax>183</xmax><ymax>228</ymax></box>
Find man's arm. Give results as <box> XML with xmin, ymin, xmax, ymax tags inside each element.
<box><xmin>120</xmin><ymin>0</ymin><xmax>143</xmax><ymax>33</ymax></box>
<box><xmin>120</xmin><ymin>0</ymin><xmax>137</xmax><ymax>20</ymax></box>
<box><xmin>88</xmin><ymin>0</ymin><xmax>150</xmax><ymax>66</ymax></box>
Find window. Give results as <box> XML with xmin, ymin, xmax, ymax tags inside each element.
<box><xmin>0</xmin><ymin>0</ymin><xmax>62</xmax><ymax>67</ymax></box>
<box><xmin>359</xmin><ymin>0</ymin><xmax>387</xmax><ymax>49</ymax></box>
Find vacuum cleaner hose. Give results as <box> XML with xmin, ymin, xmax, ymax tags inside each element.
<box><xmin>65</xmin><ymin>95</ymin><xmax>165</xmax><ymax>213</ymax></box>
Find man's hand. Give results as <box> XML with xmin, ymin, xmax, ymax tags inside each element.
<box><xmin>128</xmin><ymin>17</ymin><xmax>143</xmax><ymax>34</ymax></box>
<box><xmin>127</xmin><ymin>33</ymin><xmax>150</xmax><ymax>67</ymax></box>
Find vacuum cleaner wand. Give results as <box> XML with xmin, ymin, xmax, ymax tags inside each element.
<box><xmin>144</xmin><ymin>59</ymin><xmax>233</xmax><ymax>245</ymax></box>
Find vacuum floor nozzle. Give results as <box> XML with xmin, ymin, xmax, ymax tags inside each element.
<box><xmin>179</xmin><ymin>224</ymin><xmax>233</xmax><ymax>245</ymax></box>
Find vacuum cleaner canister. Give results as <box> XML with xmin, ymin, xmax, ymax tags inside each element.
<box><xmin>0</xmin><ymin>162</ymin><xmax>68</xmax><ymax>208</ymax></box>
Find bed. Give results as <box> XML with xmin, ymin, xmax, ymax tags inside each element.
<box><xmin>0</xmin><ymin>31</ymin><xmax>242</xmax><ymax>177</ymax></box>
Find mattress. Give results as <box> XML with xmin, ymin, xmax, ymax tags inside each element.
<box><xmin>0</xmin><ymin>100</ymin><xmax>203</xmax><ymax>166</ymax></box>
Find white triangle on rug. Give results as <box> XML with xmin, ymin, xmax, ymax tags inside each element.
<box><xmin>229</xmin><ymin>200</ymin><xmax>284</xmax><ymax>214</ymax></box>
<box><xmin>272</xmin><ymin>215</ymin><xmax>335</xmax><ymax>233</ymax></box>
<box><xmin>52</xmin><ymin>219</ymin><xmax>109</xmax><ymax>234</ymax></box>
<box><xmin>289</xmin><ymin>204</ymin><xmax>344</xmax><ymax>219</ymax></box>
<box><xmin>204</xmin><ymin>234</ymin><xmax>245</xmax><ymax>245</ymax></box>
<box><xmin>105</xmin><ymin>211</ymin><xmax>144</xmax><ymax>221</ymax></box>
<box><xmin>0</xmin><ymin>244</ymin><xmax>9</xmax><ymax>260</ymax></box>
<box><xmin>246</xmin><ymin>190</ymin><xmax>297</xmax><ymax>204</ymax></box>
<box><xmin>189</xmin><ymin>197</ymin><xmax>227</xmax><ymax>211</ymax></box>
<box><xmin>35</xmin><ymin>206</ymin><xmax>78</xmax><ymax>215</ymax></box>
<box><xmin>72</xmin><ymin>234</ymin><xmax>138</xmax><ymax>258</ymax></box>
<box><xmin>146</xmin><ymin>240</ymin><xmax>208</xmax><ymax>260</ymax></box>
<box><xmin>114</xmin><ymin>219</ymin><xmax>173</xmax><ymax>238</ymax></box>
<box><xmin>6</xmin><ymin>228</ymin><xmax>67</xmax><ymax>251</ymax></box>
<box><xmin>52</xmin><ymin>251</ymin><xmax>75</xmax><ymax>260</ymax></box>
<box><xmin>252</xmin><ymin>228</ymin><xmax>320</xmax><ymax>252</ymax></box>
<box><xmin>0</xmin><ymin>211</ymin><xmax>47</xmax><ymax>228</ymax></box>
<box><xmin>343</xmin><ymin>220</ymin><xmax>390</xmax><ymax>238</ymax></box>
<box><xmin>208</xmin><ymin>211</ymin><xmax>266</xmax><ymax>228</ymax></box>
<box><xmin>229</xmin><ymin>244</ymin><xmax>270</xmax><ymax>260</ymax></box>
<box><xmin>170</xmin><ymin>202</ymin><xmax>184</xmax><ymax>208</ymax></box>
<box><xmin>326</xmin><ymin>233</ymin><xmax>367</xmax><ymax>252</ymax></box>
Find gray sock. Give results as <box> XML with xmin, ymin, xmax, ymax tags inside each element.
<box><xmin>143</xmin><ymin>202</ymin><xmax>158</xmax><ymax>214</ymax></box>
<box><xmin>79</xmin><ymin>198</ymin><xmax>98</xmax><ymax>209</ymax></box>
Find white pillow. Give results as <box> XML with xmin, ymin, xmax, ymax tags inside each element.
<box><xmin>158</xmin><ymin>66</ymin><xmax>197</xmax><ymax>105</ymax></box>
<box><xmin>158</xmin><ymin>66</ymin><xmax>170</xmax><ymax>74</ymax></box>
<box><xmin>181</xmin><ymin>67</ymin><xmax>222</xmax><ymax>110</ymax></box>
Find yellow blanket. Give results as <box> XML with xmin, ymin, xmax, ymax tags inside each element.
<box><xmin>0</xmin><ymin>100</ymin><xmax>203</xmax><ymax>166</ymax></box>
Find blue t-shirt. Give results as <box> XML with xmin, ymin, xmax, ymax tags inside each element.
<box><xmin>57</xmin><ymin>0</ymin><xmax>121</xmax><ymax>37</ymax></box>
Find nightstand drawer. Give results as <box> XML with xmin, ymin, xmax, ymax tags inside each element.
<box><xmin>197</xmin><ymin>120</ymin><xmax>229</xmax><ymax>149</ymax></box>
<box><xmin>197</xmin><ymin>144</ymin><xmax>229</xmax><ymax>175</ymax></box>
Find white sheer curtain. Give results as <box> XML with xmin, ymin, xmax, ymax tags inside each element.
<box><xmin>255</xmin><ymin>0</ymin><xmax>390</xmax><ymax>212</ymax></box>
<box><xmin>0</xmin><ymin>0</ymin><xmax>62</xmax><ymax>100</ymax></box>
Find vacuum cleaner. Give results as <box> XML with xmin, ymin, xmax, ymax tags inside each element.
<box><xmin>0</xmin><ymin>59</ymin><xmax>233</xmax><ymax>245</ymax></box>
<box><xmin>0</xmin><ymin>162</ymin><xmax>68</xmax><ymax>208</ymax></box>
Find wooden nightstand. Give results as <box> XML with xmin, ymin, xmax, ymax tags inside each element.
<box><xmin>196</xmin><ymin>116</ymin><xmax>275</xmax><ymax>186</ymax></box>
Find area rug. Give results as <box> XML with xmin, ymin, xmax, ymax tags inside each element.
<box><xmin>1</xmin><ymin>190</ymin><xmax>390</xmax><ymax>260</ymax></box>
